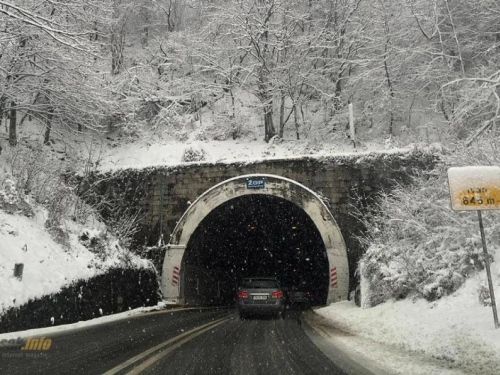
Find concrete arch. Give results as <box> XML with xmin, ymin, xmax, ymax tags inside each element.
<box><xmin>162</xmin><ymin>174</ymin><xmax>349</xmax><ymax>305</ymax></box>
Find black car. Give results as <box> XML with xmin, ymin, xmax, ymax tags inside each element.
<box><xmin>237</xmin><ymin>277</ymin><xmax>285</xmax><ymax>319</ymax></box>
<box><xmin>288</xmin><ymin>286</ymin><xmax>312</xmax><ymax>306</ymax></box>
<box><xmin>285</xmin><ymin>280</ymin><xmax>313</xmax><ymax>307</ymax></box>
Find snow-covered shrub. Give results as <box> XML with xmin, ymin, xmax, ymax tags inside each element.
<box><xmin>46</xmin><ymin>225</ymin><xmax>71</xmax><ymax>251</ymax></box>
<box><xmin>181</xmin><ymin>143</ymin><xmax>207</xmax><ymax>162</ymax></box>
<box><xmin>358</xmin><ymin>142</ymin><xmax>500</xmax><ymax>305</ymax></box>
<box><xmin>6</xmin><ymin>144</ymin><xmax>47</xmax><ymax>195</ymax></box>
<box><xmin>152</xmin><ymin>107</ymin><xmax>191</xmax><ymax>141</ymax></box>
<box><xmin>269</xmin><ymin>135</ymin><xmax>283</xmax><ymax>144</ymax></box>
<box><xmin>0</xmin><ymin>175</ymin><xmax>33</xmax><ymax>217</ymax></box>
<box><xmin>45</xmin><ymin>184</ymin><xmax>76</xmax><ymax>228</ymax></box>
<box><xmin>193</xmin><ymin>113</ymin><xmax>246</xmax><ymax>141</ymax></box>
<box><xmin>41</xmin><ymin>183</ymin><xmax>78</xmax><ymax>249</ymax></box>
<box><xmin>5</xmin><ymin>143</ymin><xmax>70</xmax><ymax>204</ymax></box>
<box><xmin>79</xmin><ymin>229</ymin><xmax>143</xmax><ymax>266</ymax></box>
<box><xmin>4</xmin><ymin>143</ymin><xmax>98</xmax><ymax>223</ymax></box>
<box><xmin>0</xmin><ymin>177</ymin><xmax>19</xmax><ymax>205</ymax></box>
<box><xmin>106</xmin><ymin>210</ymin><xmax>141</xmax><ymax>249</ymax></box>
<box><xmin>79</xmin><ymin>229</ymin><xmax>107</xmax><ymax>258</ymax></box>
<box><xmin>3</xmin><ymin>144</ymin><xmax>110</xmax><ymax>246</ymax></box>
<box><xmin>119</xmin><ymin>119</ymin><xmax>148</xmax><ymax>142</ymax></box>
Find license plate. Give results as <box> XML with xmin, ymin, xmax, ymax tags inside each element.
<box><xmin>253</xmin><ymin>295</ymin><xmax>267</xmax><ymax>300</ymax></box>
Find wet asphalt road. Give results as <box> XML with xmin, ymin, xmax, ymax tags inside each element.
<box><xmin>0</xmin><ymin>308</ymin><xmax>349</xmax><ymax>375</ymax></box>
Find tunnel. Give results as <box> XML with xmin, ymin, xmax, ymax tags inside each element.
<box><xmin>181</xmin><ymin>195</ymin><xmax>330</xmax><ymax>306</ymax></box>
<box><xmin>161</xmin><ymin>174</ymin><xmax>349</xmax><ymax>305</ymax></box>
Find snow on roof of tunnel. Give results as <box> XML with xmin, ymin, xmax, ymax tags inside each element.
<box><xmin>98</xmin><ymin>144</ymin><xmax>432</xmax><ymax>173</ymax></box>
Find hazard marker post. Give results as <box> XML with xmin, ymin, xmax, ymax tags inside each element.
<box><xmin>448</xmin><ymin>166</ymin><xmax>500</xmax><ymax>329</ymax></box>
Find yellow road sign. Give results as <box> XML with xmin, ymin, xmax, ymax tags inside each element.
<box><xmin>448</xmin><ymin>166</ymin><xmax>500</xmax><ymax>328</ymax></box>
<box><xmin>448</xmin><ymin>166</ymin><xmax>500</xmax><ymax>211</ymax></box>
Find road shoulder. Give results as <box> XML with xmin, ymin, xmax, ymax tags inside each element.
<box><xmin>303</xmin><ymin>311</ymin><xmax>466</xmax><ymax>375</ymax></box>
<box><xmin>0</xmin><ymin>304</ymin><xmax>225</xmax><ymax>340</ymax></box>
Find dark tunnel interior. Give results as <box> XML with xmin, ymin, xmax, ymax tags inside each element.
<box><xmin>182</xmin><ymin>194</ymin><xmax>329</xmax><ymax>306</ymax></box>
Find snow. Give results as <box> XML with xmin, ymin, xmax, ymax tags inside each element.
<box><xmin>315</xmin><ymin>268</ymin><xmax>500</xmax><ymax>375</ymax></box>
<box><xmin>448</xmin><ymin>166</ymin><xmax>500</xmax><ymax>188</ymax></box>
<box><xmin>98</xmin><ymin>138</ymin><xmax>412</xmax><ymax>172</ymax></box>
<box><xmin>306</xmin><ymin>314</ymin><xmax>467</xmax><ymax>375</ymax></box>
<box><xmin>0</xmin><ymin>208</ymin><xmax>150</xmax><ymax>312</ymax></box>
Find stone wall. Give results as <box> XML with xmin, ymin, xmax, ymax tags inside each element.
<box><xmin>82</xmin><ymin>147</ymin><xmax>437</xmax><ymax>285</ymax></box>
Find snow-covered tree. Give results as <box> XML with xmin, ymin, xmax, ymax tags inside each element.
<box><xmin>0</xmin><ymin>0</ymin><xmax>114</xmax><ymax>147</ymax></box>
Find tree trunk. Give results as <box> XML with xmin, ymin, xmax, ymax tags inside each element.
<box><xmin>383</xmin><ymin>19</ymin><xmax>394</xmax><ymax>136</ymax></box>
<box><xmin>334</xmin><ymin>76</ymin><xmax>342</xmax><ymax>110</ymax></box>
<box><xmin>384</xmin><ymin>57</ymin><xmax>395</xmax><ymax>136</ymax></box>
<box><xmin>264</xmin><ymin>101</ymin><xmax>276</xmax><ymax>143</ymax></box>
<box><xmin>230</xmin><ymin>89</ymin><xmax>235</xmax><ymax>119</ymax></box>
<box><xmin>111</xmin><ymin>32</ymin><xmax>124</xmax><ymax>75</ymax></box>
<box><xmin>300</xmin><ymin>104</ymin><xmax>309</xmax><ymax>136</ymax></box>
<box><xmin>111</xmin><ymin>0</ymin><xmax>125</xmax><ymax>75</ymax></box>
<box><xmin>293</xmin><ymin>104</ymin><xmax>300</xmax><ymax>140</ymax></box>
<box><xmin>0</xmin><ymin>96</ymin><xmax>4</xmax><ymax>129</ymax></box>
<box><xmin>278</xmin><ymin>93</ymin><xmax>285</xmax><ymax>138</ymax></box>
<box><xmin>9</xmin><ymin>101</ymin><xmax>17</xmax><ymax>146</ymax></box>
<box><xmin>258</xmin><ymin>74</ymin><xmax>276</xmax><ymax>142</ymax></box>
<box><xmin>497</xmin><ymin>27</ymin><xmax>500</xmax><ymax>51</ymax></box>
<box><xmin>44</xmin><ymin>108</ymin><xmax>54</xmax><ymax>145</ymax></box>
<box><xmin>142</xmin><ymin>26</ymin><xmax>149</xmax><ymax>47</ymax></box>
<box><xmin>0</xmin><ymin>97</ymin><xmax>3</xmax><ymax>154</ymax></box>
<box><xmin>440</xmin><ymin>97</ymin><xmax>450</xmax><ymax>122</ymax></box>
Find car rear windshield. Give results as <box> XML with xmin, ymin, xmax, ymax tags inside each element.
<box><xmin>242</xmin><ymin>279</ymin><xmax>278</xmax><ymax>288</ymax></box>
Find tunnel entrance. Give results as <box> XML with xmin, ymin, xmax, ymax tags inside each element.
<box><xmin>162</xmin><ymin>174</ymin><xmax>349</xmax><ymax>305</ymax></box>
<box><xmin>182</xmin><ymin>195</ymin><xmax>329</xmax><ymax>306</ymax></box>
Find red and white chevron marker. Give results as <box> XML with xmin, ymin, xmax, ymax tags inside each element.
<box><xmin>172</xmin><ymin>266</ymin><xmax>180</xmax><ymax>286</ymax></box>
<box><xmin>330</xmin><ymin>267</ymin><xmax>338</xmax><ymax>288</ymax></box>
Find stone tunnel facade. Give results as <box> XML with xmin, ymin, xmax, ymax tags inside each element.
<box><xmin>85</xmin><ymin>148</ymin><xmax>437</xmax><ymax>292</ymax></box>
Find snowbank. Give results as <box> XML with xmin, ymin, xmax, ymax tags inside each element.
<box><xmin>0</xmin><ymin>302</ymin><xmax>171</xmax><ymax>340</ymax></box>
<box><xmin>316</xmin><ymin>274</ymin><xmax>500</xmax><ymax>375</ymax></box>
<box><xmin>0</xmin><ymin>303</ymin><xmax>224</xmax><ymax>341</ymax></box>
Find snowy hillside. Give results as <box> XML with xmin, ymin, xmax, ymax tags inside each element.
<box><xmin>0</xmin><ymin>207</ymin><xmax>150</xmax><ymax>313</ymax></box>
<box><xmin>0</xmin><ymin>144</ymin><xmax>152</xmax><ymax>314</ymax></box>
<box><xmin>96</xmin><ymin>87</ymin><xmax>401</xmax><ymax>171</ymax></box>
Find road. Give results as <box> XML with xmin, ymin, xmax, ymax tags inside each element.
<box><xmin>0</xmin><ymin>308</ymin><xmax>374</xmax><ymax>375</ymax></box>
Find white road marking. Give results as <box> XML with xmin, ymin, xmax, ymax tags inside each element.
<box><xmin>126</xmin><ymin>318</ymin><xmax>229</xmax><ymax>374</ymax></box>
<box><xmin>103</xmin><ymin>316</ymin><xmax>231</xmax><ymax>375</ymax></box>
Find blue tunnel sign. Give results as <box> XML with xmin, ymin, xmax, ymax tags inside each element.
<box><xmin>246</xmin><ymin>178</ymin><xmax>265</xmax><ymax>189</ymax></box>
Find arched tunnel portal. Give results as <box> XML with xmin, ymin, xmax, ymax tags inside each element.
<box><xmin>161</xmin><ymin>175</ymin><xmax>349</xmax><ymax>306</ymax></box>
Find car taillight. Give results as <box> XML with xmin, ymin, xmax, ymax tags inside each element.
<box><xmin>271</xmin><ymin>291</ymin><xmax>283</xmax><ymax>299</ymax></box>
<box><xmin>238</xmin><ymin>290</ymin><xmax>249</xmax><ymax>299</ymax></box>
